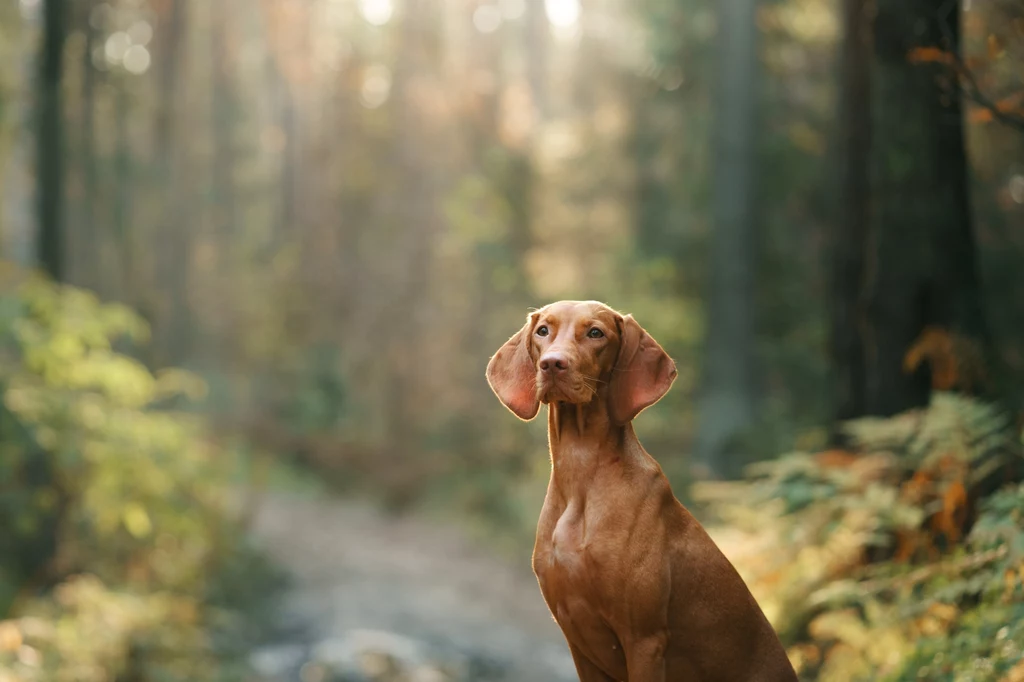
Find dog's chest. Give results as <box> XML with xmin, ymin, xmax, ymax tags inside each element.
<box><xmin>535</xmin><ymin>500</ymin><xmax>627</xmax><ymax>678</ymax></box>
<box><xmin>535</xmin><ymin>499</ymin><xmax>616</xmax><ymax>598</ymax></box>
<box><xmin>550</xmin><ymin>501</ymin><xmax>585</xmax><ymax>566</ymax></box>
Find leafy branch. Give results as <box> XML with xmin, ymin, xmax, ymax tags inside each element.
<box><xmin>917</xmin><ymin>1</ymin><xmax>1024</xmax><ymax>134</ymax></box>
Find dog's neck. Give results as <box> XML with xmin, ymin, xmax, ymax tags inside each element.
<box><xmin>546</xmin><ymin>399</ymin><xmax>642</xmax><ymax>500</ymax></box>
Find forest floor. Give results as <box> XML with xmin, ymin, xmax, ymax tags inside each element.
<box><xmin>246</xmin><ymin>492</ymin><xmax>579</xmax><ymax>682</ymax></box>
<box><xmin>245</xmin><ymin>490</ymin><xmax>760</xmax><ymax>682</ymax></box>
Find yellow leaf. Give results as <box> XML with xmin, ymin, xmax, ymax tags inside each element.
<box><xmin>819</xmin><ymin>642</ymin><xmax>872</xmax><ymax>682</ymax></box>
<box><xmin>916</xmin><ymin>602</ymin><xmax>959</xmax><ymax>637</ymax></box>
<box><xmin>787</xmin><ymin>644</ymin><xmax>820</xmax><ymax>675</ymax></box>
<box><xmin>0</xmin><ymin>622</ymin><xmax>22</xmax><ymax>652</ymax></box>
<box><xmin>123</xmin><ymin>503</ymin><xmax>153</xmax><ymax>539</ymax></box>
<box><xmin>809</xmin><ymin>609</ymin><xmax>870</xmax><ymax>649</ymax></box>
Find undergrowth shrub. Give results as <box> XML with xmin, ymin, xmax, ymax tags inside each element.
<box><xmin>696</xmin><ymin>392</ymin><xmax>1024</xmax><ymax>681</ymax></box>
<box><xmin>0</xmin><ymin>268</ymin><xmax>283</xmax><ymax>681</ymax></box>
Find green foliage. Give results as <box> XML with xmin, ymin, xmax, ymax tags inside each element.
<box><xmin>893</xmin><ymin>600</ymin><xmax>1024</xmax><ymax>682</ymax></box>
<box><xmin>0</xmin><ymin>269</ymin><xmax>281</xmax><ymax>681</ymax></box>
<box><xmin>697</xmin><ymin>393</ymin><xmax>1024</xmax><ymax>681</ymax></box>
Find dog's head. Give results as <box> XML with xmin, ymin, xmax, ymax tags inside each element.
<box><xmin>486</xmin><ymin>301</ymin><xmax>677</xmax><ymax>424</ymax></box>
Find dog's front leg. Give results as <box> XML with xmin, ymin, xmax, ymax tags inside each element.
<box><xmin>568</xmin><ymin>643</ymin><xmax>619</xmax><ymax>682</ymax></box>
<box><xmin>624</xmin><ymin>635</ymin><xmax>668</xmax><ymax>682</ymax></box>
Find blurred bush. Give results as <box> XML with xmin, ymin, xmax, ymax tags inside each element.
<box><xmin>0</xmin><ymin>267</ymin><xmax>283</xmax><ymax>681</ymax></box>
<box><xmin>697</xmin><ymin>393</ymin><xmax>1024</xmax><ymax>681</ymax></box>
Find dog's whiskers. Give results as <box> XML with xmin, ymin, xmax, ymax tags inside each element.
<box><xmin>580</xmin><ymin>379</ymin><xmax>599</xmax><ymax>399</ymax></box>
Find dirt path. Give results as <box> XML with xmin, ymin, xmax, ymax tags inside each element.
<box><xmin>248</xmin><ymin>493</ymin><xmax>578</xmax><ymax>682</ymax></box>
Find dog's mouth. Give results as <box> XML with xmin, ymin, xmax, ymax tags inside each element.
<box><xmin>536</xmin><ymin>373</ymin><xmax>595</xmax><ymax>405</ymax></box>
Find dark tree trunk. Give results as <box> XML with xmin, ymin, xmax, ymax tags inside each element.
<box><xmin>20</xmin><ymin>0</ymin><xmax>70</xmax><ymax>608</ymax></box>
<box><xmin>79</xmin><ymin>0</ymin><xmax>99</xmax><ymax>289</ymax></box>
<box><xmin>831</xmin><ymin>0</ymin><xmax>871</xmax><ymax>425</ymax></box>
<box><xmin>693</xmin><ymin>0</ymin><xmax>761</xmax><ymax>478</ymax></box>
<box><xmin>831</xmin><ymin>0</ymin><xmax>988</xmax><ymax>423</ymax></box>
<box><xmin>37</xmin><ymin>0</ymin><xmax>68</xmax><ymax>282</ymax></box>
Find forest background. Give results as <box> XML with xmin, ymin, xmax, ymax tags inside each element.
<box><xmin>1</xmin><ymin>0</ymin><xmax>1024</xmax><ymax>679</ymax></box>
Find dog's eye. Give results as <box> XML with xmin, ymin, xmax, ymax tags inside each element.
<box><xmin>587</xmin><ymin>328</ymin><xmax>604</xmax><ymax>339</ymax></box>
<box><xmin>536</xmin><ymin>325</ymin><xmax>549</xmax><ymax>337</ymax></box>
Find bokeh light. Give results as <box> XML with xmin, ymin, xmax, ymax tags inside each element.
<box><xmin>127</xmin><ymin>20</ymin><xmax>153</xmax><ymax>46</ymax></box>
<box><xmin>360</xmin><ymin>64</ymin><xmax>392</xmax><ymax>108</ymax></box>
<box><xmin>359</xmin><ymin>0</ymin><xmax>393</xmax><ymax>26</ymax></box>
<box><xmin>104</xmin><ymin>31</ymin><xmax>131</xmax><ymax>65</ymax></box>
<box><xmin>1010</xmin><ymin>175</ymin><xmax>1024</xmax><ymax>204</ymax></box>
<box><xmin>544</xmin><ymin>0</ymin><xmax>580</xmax><ymax>27</ymax></box>
<box><xmin>473</xmin><ymin>4</ymin><xmax>503</xmax><ymax>33</ymax></box>
<box><xmin>122</xmin><ymin>45</ymin><xmax>151</xmax><ymax>75</ymax></box>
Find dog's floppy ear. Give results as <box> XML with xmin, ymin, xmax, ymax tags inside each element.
<box><xmin>608</xmin><ymin>314</ymin><xmax>677</xmax><ymax>425</ymax></box>
<box><xmin>486</xmin><ymin>312</ymin><xmax>541</xmax><ymax>421</ymax></box>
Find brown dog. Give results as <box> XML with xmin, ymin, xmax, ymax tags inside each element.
<box><xmin>486</xmin><ymin>301</ymin><xmax>797</xmax><ymax>682</ymax></box>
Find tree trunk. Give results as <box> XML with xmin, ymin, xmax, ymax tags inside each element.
<box><xmin>693</xmin><ymin>0</ymin><xmax>761</xmax><ymax>478</ymax></box>
<box><xmin>79</xmin><ymin>0</ymin><xmax>99</xmax><ymax>290</ymax></box>
<box><xmin>114</xmin><ymin>80</ymin><xmax>133</xmax><ymax>291</ymax></box>
<box><xmin>36</xmin><ymin>0</ymin><xmax>67</xmax><ymax>282</ymax></box>
<box><xmin>210</xmin><ymin>0</ymin><xmax>236</xmax><ymax>241</ymax></box>
<box><xmin>830</xmin><ymin>0</ymin><xmax>871</xmax><ymax>426</ymax></box>
<box><xmin>276</xmin><ymin>72</ymin><xmax>297</xmax><ymax>242</ymax></box>
<box><xmin>376</xmin><ymin>0</ymin><xmax>444</xmax><ymax>507</ymax></box>
<box><xmin>830</xmin><ymin>0</ymin><xmax>988</xmax><ymax>422</ymax></box>
<box><xmin>525</xmin><ymin>0</ymin><xmax>549</xmax><ymax>120</ymax></box>
<box><xmin>152</xmin><ymin>0</ymin><xmax>191</xmax><ymax>366</ymax></box>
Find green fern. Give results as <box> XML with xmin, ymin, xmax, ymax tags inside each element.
<box><xmin>703</xmin><ymin>392</ymin><xmax>1024</xmax><ymax>681</ymax></box>
<box><xmin>842</xmin><ymin>393</ymin><xmax>1017</xmax><ymax>474</ymax></box>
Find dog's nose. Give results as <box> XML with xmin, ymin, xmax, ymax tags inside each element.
<box><xmin>539</xmin><ymin>352</ymin><xmax>569</xmax><ymax>373</ymax></box>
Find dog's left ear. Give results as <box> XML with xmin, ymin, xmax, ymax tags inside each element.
<box><xmin>608</xmin><ymin>314</ymin><xmax>677</xmax><ymax>425</ymax></box>
<box><xmin>486</xmin><ymin>312</ymin><xmax>541</xmax><ymax>421</ymax></box>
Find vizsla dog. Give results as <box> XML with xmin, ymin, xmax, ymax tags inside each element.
<box><xmin>486</xmin><ymin>301</ymin><xmax>797</xmax><ymax>682</ymax></box>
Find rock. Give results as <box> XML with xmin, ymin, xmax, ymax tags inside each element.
<box><xmin>408</xmin><ymin>664</ymin><xmax>451</xmax><ymax>682</ymax></box>
<box><xmin>249</xmin><ymin>643</ymin><xmax>307</xmax><ymax>679</ymax></box>
<box><xmin>312</xmin><ymin>629</ymin><xmax>421</xmax><ymax>666</ymax></box>
<box><xmin>299</xmin><ymin>661</ymin><xmax>332</xmax><ymax>682</ymax></box>
<box><xmin>308</xmin><ymin>629</ymin><xmax>465</xmax><ymax>682</ymax></box>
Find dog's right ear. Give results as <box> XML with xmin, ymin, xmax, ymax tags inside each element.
<box><xmin>486</xmin><ymin>312</ymin><xmax>541</xmax><ymax>421</ymax></box>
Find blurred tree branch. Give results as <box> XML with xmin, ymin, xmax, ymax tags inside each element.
<box><xmin>953</xmin><ymin>60</ymin><xmax>1024</xmax><ymax>134</ymax></box>
<box><xmin>923</xmin><ymin>1</ymin><xmax>1024</xmax><ymax>134</ymax></box>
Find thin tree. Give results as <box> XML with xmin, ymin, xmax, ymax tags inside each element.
<box><xmin>693</xmin><ymin>0</ymin><xmax>761</xmax><ymax>478</ymax></box>
<box><xmin>37</xmin><ymin>0</ymin><xmax>68</xmax><ymax>281</ymax></box>
<box><xmin>153</xmin><ymin>0</ymin><xmax>191</xmax><ymax>365</ymax></box>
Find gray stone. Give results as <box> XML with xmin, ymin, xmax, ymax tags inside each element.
<box><xmin>249</xmin><ymin>643</ymin><xmax>307</xmax><ymax>679</ymax></box>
